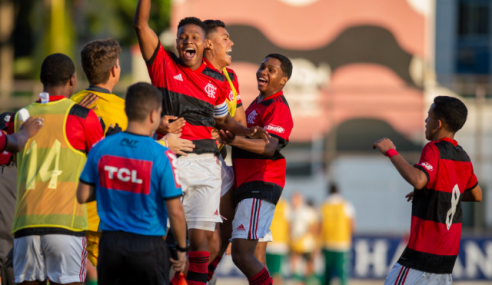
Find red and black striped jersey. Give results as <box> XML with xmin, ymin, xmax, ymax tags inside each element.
<box><xmin>0</xmin><ymin>131</ymin><xmax>6</xmax><ymax>152</ymax></box>
<box><xmin>399</xmin><ymin>137</ymin><xmax>478</xmax><ymax>274</ymax></box>
<box><xmin>232</xmin><ymin>91</ymin><xmax>294</xmax><ymax>204</ymax></box>
<box><xmin>0</xmin><ymin>132</ymin><xmax>12</xmax><ymax>165</ymax></box>
<box><xmin>146</xmin><ymin>43</ymin><xmax>229</xmax><ymax>155</ymax></box>
<box><xmin>203</xmin><ymin>59</ymin><xmax>243</xmax><ymax>108</ymax></box>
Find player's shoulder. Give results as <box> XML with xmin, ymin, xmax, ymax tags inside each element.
<box><xmin>225</xmin><ymin>67</ymin><xmax>237</xmax><ymax>82</ymax></box>
<box><xmin>201</xmin><ymin>66</ymin><xmax>225</xmax><ymax>83</ymax></box>
<box><xmin>432</xmin><ymin>140</ymin><xmax>470</xmax><ymax>162</ymax></box>
<box><xmin>260</xmin><ymin>94</ymin><xmax>290</xmax><ymax>110</ymax></box>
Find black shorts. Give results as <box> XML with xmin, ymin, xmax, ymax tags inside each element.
<box><xmin>98</xmin><ymin>231</ymin><xmax>170</xmax><ymax>285</ymax></box>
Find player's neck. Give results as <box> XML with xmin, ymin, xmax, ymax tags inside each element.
<box><xmin>43</xmin><ymin>86</ymin><xmax>72</xmax><ymax>98</ymax></box>
<box><xmin>432</xmin><ymin>130</ymin><xmax>455</xmax><ymax>142</ymax></box>
<box><xmin>259</xmin><ymin>89</ymin><xmax>282</xmax><ymax>99</ymax></box>
<box><xmin>126</xmin><ymin>122</ymin><xmax>154</xmax><ymax>137</ymax></box>
<box><xmin>93</xmin><ymin>81</ymin><xmax>115</xmax><ymax>93</ymax></box>
<box><xmin>204</xmin><ymin>54</ymin><xmax>225</xmax><ymax>71</ymax></box>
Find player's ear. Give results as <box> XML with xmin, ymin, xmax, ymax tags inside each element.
<box><xmin>69</xmin><ymin>73</ymin><xmax>76</xmax><ymax>87</ymax></box>
<box><xmin>280</xmin><ymin>76</ymin><xmax>288</xmax><ymax>86</ymax></box>
<box><xmin>204</xmin><ymin>38</ymin><xmax>212</xmax><ymax>50</ymax></box>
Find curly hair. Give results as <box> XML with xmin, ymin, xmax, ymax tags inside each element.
<box><xmin>40</xmin><ymin>53</ymin><xmax>75</xmax><ymax>87</ymax></box>
<box><xmin>433</xmin><ymin>96</ymin><xmax>468</xmax><ymax>133</ymax></box>
<box><xmin>177</xmin><ymin>17</ymin><xmax>206</xmax><ymax>34</ymax></box>
<box><xmin>81</xmin><ymin>39</ymin><xmax>121</xmax><ymax>85</ymax></box>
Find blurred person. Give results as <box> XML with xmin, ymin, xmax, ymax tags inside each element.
<box><xmin>290</xmin><ymin>193</ymin><xmax>318</xmax><ymax>285</ymax></box>
<box><xmin>373</xmin><ymin>96</ymin><xmax>482</xmax><ymax>285</ymax></box>
<box><xmin>220</xmin><ymin>53</ymin><xmax>294</xmax><ymax>285</ymax></box>
<box><xmin>320</xmin><ymin>184</ymin><xmax>356</xmax><ymax>285</ymax></box>
<box><xmin>265</xmin><ymin>198</ymin><xmax>291</xmax><ymax>285</ymax></box>
<box><xmin>77</xmin><ymin>82</ymin><xmax>187</xmax><ymax>285</ymax></box>
<box><xmin>134</xmin><ymin>2</ymin><xmax>268</xmax><ymax>285</ymax></box>
<box><xmin>0</xmin><ymin>112</ymin><xmax>43</xmax><ymax>285</ymax></box>
<box><xmin>11</xmin><ymin>53</ymin><xmax>103</xmax><ymax>285</ymax></box>
<box><xmin>71</xmin><ymin>39</ymin><xmax>194</xmax><ymax>283</ymax></box>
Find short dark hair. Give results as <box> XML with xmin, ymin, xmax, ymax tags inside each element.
<box><xmin>40</xmin><ymin>53</ymin><xmax>75</xmax><ymax>87</ymax></box>
<box><xmin>329</xmin><ymin>184</ymin><xmax>339</xmax><ymax>195</ymax></box>
<box><xmin>177</xmin><ymin>17</ymin><xmax>206</xmax><ymax>34</ymax></box>
<box><xmin>433</xmin><ymin>96</ymin><xmax>468</xmax><ymax>133</ymax></box>
<box><xmin>125</xmin><ymin>83</ymin><xmax>162</xmax><ymax>122</ymax></box>
<box><xmin>204</xmin><ymin>20</ymin><xmax>226</xmax><ymax>36</ymax></box>
<box><xmin>265</xmin><ymin>53</ymin><xmax>293</xmax><ymax>79</ymax></box>
<box><xmin>81</xmin><ymin>39</ymin><xmax>121</xmax><ymax>85</ymax></box>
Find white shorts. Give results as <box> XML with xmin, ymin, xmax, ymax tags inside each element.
<box><xmin>219</xmin><ymin>155</ymin><xmax>235</xmax><ymax>197</ymax></box>
<box><xmin>177</xmin><ymin>154</ymin><xmax>222</xmax><ymax>230</ymax></box>
<box><xmin>259</xmin><ymin>229</ymin><xmax>273</xmax><ymax>242</ymax></box>
<box><xmin>13</xmin><ymin>234</ymin><xmax>87</xmax><ymax>284</ymax></box>
<box><xmin>384</xmin><ymin>263</ymin><xmax>452</xmax><ymax>285</ymax></box>
<box><xmin>232</xmin><ymin>198</ymin><xmax>275</xmax><ymax>240</ymax></box>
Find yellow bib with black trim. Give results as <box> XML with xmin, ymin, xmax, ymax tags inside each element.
<box><xmin>223</xmin><ymin>68</ymin><xmax>238</xmax><ymax>117</ymax></box>
<box><xmin>71</xmin><ymin>89</ymin><xmax>128</xmax><ymax>232</ymax></box>
<box><xmin>13</xmin><ymin>98</ymin><xmax>88</xmax><ymax>233</ymax></box>
<box><xmin>320</xmin><ymin>201</ymin><xmax>352</xmax><ymax>249</ymax></box>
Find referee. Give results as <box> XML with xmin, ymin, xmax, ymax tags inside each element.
<box><xmin>77</xmin><ymin>82</ymin><xmax>187</xmax><ymax>285</ymax></box>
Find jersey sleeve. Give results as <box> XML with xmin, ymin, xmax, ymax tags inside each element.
<box><xmin>465</xmin><ymin>165</ymin><xmax>478</xmax><ymax>191</ymax></box>
<box><xmin>0</xmin><ymin>131</ymin><xmax>7</xmax><ymax>151</ymax></box>
<box><xmin>263</xmin><ymin>103</ymin><xmax>294</xmax><ymax>150</ymax></box>
<box><xmin>7</xmin><ymin>112</ymin><xmax>15</xmax><ymax>135</ymax></box>
<box><xmin>84</xmin><ymin>110</ymin><xmax>104</xmax><ymax>153</ymax></box>
<box><xmin>146</xmin><ymin>43</ymin><xmax>172</xmax><ymax>87</ymax></box>
<box><xmin>80</xmin><ymin>146</ymin><xmax>98</xmax><ymax>185</ymax></box>
<box><xmin>159</xmin><ymin>149</ymin><xmax>183</xmax><ymax>200</ymax></box>
<box><xmin>214</xmin><ymin>81</ymin><xmax>228</xmax><ymax>118</ymax></box>
<box><xmin>344</xmin><ymin>202</ymin><xmax>355</xmax><ymax>218</ymax></box>
<box><xmin>414</xmin><ymin>143</ymin><xmax>439</xmax><ymax>187</ymax></box>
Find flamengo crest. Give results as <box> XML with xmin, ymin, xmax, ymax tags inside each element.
<box><xmin>205</xmin><ymin>83</ymin><xmax>217</xmax><ymax>98</ymax></box>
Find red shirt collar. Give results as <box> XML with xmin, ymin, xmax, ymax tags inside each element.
<box><xmin>438</xmin><ymin>137</ymin><xmax>458</xmax><ymax>146</ymax></box>
<box><xmin>258</xmin><ymin>91</ymin><xmax>284</xmax><ymax>103</ymax></box>
<box><xmin>35</xmin><ymin>95</ymin><xmax>66</xmax><ymax>103</ymax></box>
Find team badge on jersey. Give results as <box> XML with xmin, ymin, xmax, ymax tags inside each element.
<box><xmin>98</xmin><ymin>155</ymin><xmax>152</xmax><ymax>195</ymax></box>
<box><xmin>247</xmin><ymin>110</ymin><xmax>259</xmax><ymax>125</ymax></box>
<box><xmin>204</xmin><ymin>83</ymin><xmax>217</xmax><ymax>99</ymax></box>
<box><xmin>228</xmin><ymin>90</ymin><xmax>234</xmax><ymax>102</ymax></box>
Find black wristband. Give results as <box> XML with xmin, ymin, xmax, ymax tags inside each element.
<box><xmin>176</xmin><ymin>241</ymin><xmax>190</xmax><ymax>252</ymax></box>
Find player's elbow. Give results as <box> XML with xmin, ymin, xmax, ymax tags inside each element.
<box><xmin>474</xmin><ymin>191</ymin><xmax>483</xmax><ymax>202</ymax></box>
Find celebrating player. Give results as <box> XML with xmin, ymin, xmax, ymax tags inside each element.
<box><xmin>11</xmin><ymin>53</ymin><xmax>104</xmax><ymax>285</ymax></box>
<box><xmin>134</xmin><ymin>2</ymin><xmax>268</xmax><ymax>284</ymax></box>
<box><xmin>77</xmin><ymin>82</ymin><xmax>187</xmax><ymax>285</ymax></box>
<box><xmin>373</xmin><ymin>96</ymin><xmax>482</xmax><ymax>285</ymax></box>
<box><xmin>220</xmin><ymin>53</ymin><xmax>294</xmax><ymax>285</ymax></box>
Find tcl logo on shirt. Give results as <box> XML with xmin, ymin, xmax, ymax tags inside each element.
<box><xmin>98</xmin><ymin>155</ymin><xmax>152</xmax><ymax>195</ymax></box>
<box><xmin>265</xmin><ymin>124</ymin><xmax>285</xmax><ymax>134</ymax></box>
<box><xmin>421</xmin><ymin>162</ymin><xmax>434</xmax><ymax>171</ymax></box>
<box><xmin>204</xmin><ymin>83</ymin><xmax>217</xmax><ymax>99</ymax></box>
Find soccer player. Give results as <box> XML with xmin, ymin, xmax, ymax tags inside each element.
<box><xmin>134</xmin><ymin>2</ymin><xmax>268</xmax><ymax>285</ymax></box>
<box><xmin>76</xmin><ymin>82</ymin><xmax>187</xmax><ymax>285</ymax></box>
<box><xmin>373</xmin><ymin>96</ymin><xmax>482</xmax><ymax>285</ymax></box>
<box><xmin>320</xmin><ymin>184</ymin><xmax>356</xmax><ymax>285</ymax></box>
<box><xmin>11</xmin><ymin>53</ymin><xmax>103</xmax><ymax>285</ymax></box>
<box><xmin>219</xmin><ymin>53</ymin><xmax>294</xmax><ymax>285</ymax></box>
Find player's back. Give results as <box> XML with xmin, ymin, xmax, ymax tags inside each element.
<box><xmin>85</xmin><ymin>132</ymin><xmax>181</xmax><ymax>236</ymax></box>
<box><xmin>400</xmin><ymin>137</ymin><xmax>477</xmax><ymax>274</ymax></box>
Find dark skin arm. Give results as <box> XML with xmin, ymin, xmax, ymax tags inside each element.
<box><xmin>5</xmin><ymin>117</ymin><xmax>44</xmax><ymax>153</ymax></box>
<box><xmin>134</xmin><ymin>0</ymin><xmax>160</xmax><ymax>62</ymax></box>
<box><xmin>166</xmin><ymin>197</ymin><xmax>188</xmax><ymax>272</ymax></box>
<box><xmin>76</xmin><ymin>181</ymin><xmax>96</xmax><ymax>204</ymax></box>
<box><xmin>215</xmin><ymin>114</ymin><xmax>270</xmax><ymax>143</ymax></box>
<box><xmin>219</xmin><ymin>129</ymin><xmax>278</xmax><ymax>157</ymax></box>
<box><xmin>233</xmin><ymin>106</ymin><xmax>247</xmax><ymax>127</ymax></box>
<box><xmin>373</xmin><ymin>138</ymin><xmax>427</xmax><ymax>189</ymax></box>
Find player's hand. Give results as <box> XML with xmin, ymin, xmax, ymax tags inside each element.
<box><xmin>160</xmin><ymin>116</ymin><xmax>185</xmax><ymax>135</ymax></box>
<box><xmin>219</xmin><ymin>130</ymin><xmax>235</xmax><ymax>145</ymax></box>
<box><xmin>248</xmin><ymin>126</ymin><xmax>270</xmax><ymax>143</ymax></box>
<box><xmin>212</xmin><ymin>130</ymin><xmax>224</xmax><ymax>145</ymax></box>
<box><xmin>77</xmin><ymin>93</ymin><xmax>99</xmax><ymax>110</ymax></box>
<box><xmin>372</xmin><ymin>138</ymin><xmax>396</xmax><ymax>155</ymax></box>
<box><xmin>165</xmin><ymin>133</ymin><xmax>195</xmax><ymax>156</ymax></box>
<box><xmin>105</xmin><ymin>123</ymin><xmax>122</xmax><ymax>137</ymax></box>
<box><xmin>20</xmin><ymin>117</ymin><xmax>44</xmax><ymax>137</ymax></box>
<box><xmin>170</xmin><ymin>251</ymin><xmax>187</xmax><ymax>273</ymax></box>
<box><xmin>405</xmin><ymin>191</ymin><xmax>414</xmax><ymax>202</ymax></box>
<box><xmin>225</xmin><ymin>243</ymin><xmax>232</xmax><ymax>256</ymax></box>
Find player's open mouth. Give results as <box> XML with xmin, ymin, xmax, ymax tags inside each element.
<box><xmin>226</xmin><ymin>49</ymin><xmax>232</xmax><ymax>59</ymax></box>
<box><xmin>184</xmin><ymin>48</ymin><xmax>196</xmax><ymax>60</ymax></box>
<box><xmin>257</xmin><ymin>77</ymin><xmax>267</xmax><ymax>87</ymax></box>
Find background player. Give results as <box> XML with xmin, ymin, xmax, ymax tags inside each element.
<box><xmin>11</xmin><ymin>53</ymin><xmax>103</xmax><ymax>285</ymax></box>
<box><xmin>77</xmin><ymin>82</ymin><xmax>187</xmax><ymax>285</ymax></box>
<box><xmin>134</xmin><ymin>2</ymin><xmax>268</xmax><ymax>285</ymax></box>
<box><xmin>373</xmin><ymin>96</ymin><xmax>482</xmax><ymax>285</ymax></box>
<box><xmin>220</xmin><ymin>53</ymin><xmax>294</xmax><ymax>285</ymax></box>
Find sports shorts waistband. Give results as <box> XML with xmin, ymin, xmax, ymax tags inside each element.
<box><xmin>178</xmin><ymin>153</ymin><xmax>216</xmax><ymax>160</ymax></box>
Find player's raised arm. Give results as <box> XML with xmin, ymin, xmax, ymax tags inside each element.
<box><xmin>373</xmin><ymin>138</ymin><xmax>428</xmax><ymax>189</ymax></box>
<box><xmin>134</xmin><ymin>0</ymin><xmax>160</xmax><ymax>62</ymax></box>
